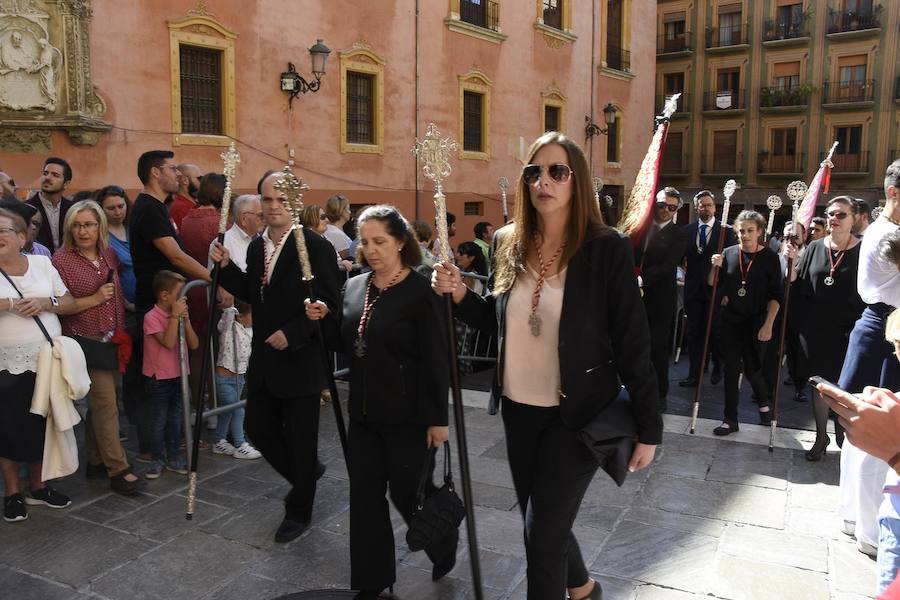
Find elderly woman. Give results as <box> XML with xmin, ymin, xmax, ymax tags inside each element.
<box><xmin>51</xmin><ymin>200</ymin><xmax>142</xmax><ymax>496</ymax></box>
<box><xmin>0</xmin><ymin>207</ymin><xmax>83</xmax><ymax>522</ymax></box>
<box><xmin>710</xmin><ymin>210</ymin><xmax>783</xmax><ymax>435</ymax></box>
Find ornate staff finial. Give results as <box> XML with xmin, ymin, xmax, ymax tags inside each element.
<box><xmin>413</xmin><ymin>123</ymin><xmax>458</xmax><ymax>263</ymax></box>
<box><xmin>765</xmin><ymin>195</ymin><xmax>783</xmax><ymax>236</ymax></box>
<box><xmin>217</xmin><ymin>142</ymin><xmax>241</xmax><ymax>234</ymax></box>
<box><xmin>274</xmin><ymin>165</ymin><xmax>313</xmax><ymax>281</ymax></box>
<box><xmin>720</xmin><ymin>179</ymin><xmax>737</xmax><ymax>225</ymax></box>
<box><xmin>786</xmin><ymin>180</ymin><xmax>807</xmax><ymax>237</ymax></box>
<box><xmin>498</xmin><ymin>176</ymin><xmax>509</xmax><ymax>223</ymax></box>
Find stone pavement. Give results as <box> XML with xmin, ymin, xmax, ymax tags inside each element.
<box><xmin>0</xmin><ymin>378</ymin><xmax>881</xmax><ymax>600</ymax></box>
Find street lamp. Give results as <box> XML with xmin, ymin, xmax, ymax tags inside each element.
<box><xmin>585</xmin><ymin>103</ymin><xmax>618</xmax><ymax>138</ymax></box>
<box><xmin>280</xmin><ymin>39</ymin><xmax>332</xmax><ymax>108</ymax></box>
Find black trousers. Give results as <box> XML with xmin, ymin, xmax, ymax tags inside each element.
<box><xmin>245</xmin><ymin>384</ymin><xmax>321</xmax><ymax>522</ymax></box>
<box><xmin>502</xmin><ymin>397</ymin><xmax>599</xmax><ymax>600</ymax></box>
<box><xmin>647</xmin><ymin>312</ymin><xmax>673</xmax><ymax>407</ymax></box>
<box><xmin>348</xmin><ymin>419</ymin><xmax>456</xmax><ymax>591</ymax></box>
<box><xmin>721</xmin><ymin>317</ymin><xmax>770</xmax><ymax>425</ymax></box>
<box><xmin>685</xmin><ymin>294</ymin><xmax>723</xmax><ymax>380</ymax></box>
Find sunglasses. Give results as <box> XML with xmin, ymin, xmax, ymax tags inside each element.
<box><xmin>826</xmin><ymin>210</ymin><xmax>848</xmax><ymax>220</ymax></box>
<box><xmin>522</xmin><ymin>163</ymin><xmax>573</xmax><ymax>185</ymax></box>
<box><xmin>319</xmin><ymin>214</ymin><xmax>328</xmax><ymax>220</ymax></box>
<box><xmin>656</xmin><ymin>202</ymin><xmax>679</xmax><ymax>212</ymax></box>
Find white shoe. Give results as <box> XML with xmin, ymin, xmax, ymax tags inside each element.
<box><xmin>213</xmin><ymin>439</ymin><xmax>236</xmax><ymax>456</ymax></box>
<box><xmin>842</xmin><ymin>520</ymin><xmax>856</xmax><ymax>537</ymax></box>
<box><xmin>233</xmin><ymin>442</ymin><xmax>261</xmax><ymax>460</ymax></box>
<box><xmin>857</xmin><ymin>540</ymin><xmax>878</xmax><ymax>558</ymax></box>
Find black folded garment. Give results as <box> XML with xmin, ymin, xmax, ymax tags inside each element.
<box><xmin>577</xmin><ymin>386</ymin><xmax>639</xmax><ymax>487</ymax></box>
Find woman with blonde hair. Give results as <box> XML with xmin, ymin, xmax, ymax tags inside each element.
<box><xmin>52</xmin><ymin>200</ymin><xmax>141</xmax><ymax>495</ymax></box>
<box><xmin>433</xmin><ymin>131</ymin><xmax>661</xmax><ymax>599</ymax></box>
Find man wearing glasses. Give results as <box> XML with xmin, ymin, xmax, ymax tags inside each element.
<box><xmin>636</xmin><ymin>187</ymin><xmax>688</xmax><ymax>411</ymax></box>
<box><xmin>209</xmin><ymin>194</ymin><xmax>263</xmax><ymax>273</ymax></box>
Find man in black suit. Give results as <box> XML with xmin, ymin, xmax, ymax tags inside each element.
<box><xmin>212</xmin><ymin>170</ymin><xmax>342</xmax><ymax>544</ymax></box>
<box><xmin>636</xmin><ymin>187</ymin><xmax>689</xmax><ymax>411</ymax></box>
<box><xmin>25</xmin><ymin>156</ymin><xmax>73</xmax><ymax>252</ymax></box>
<box><xmin>679</xmin><ymin>190</ymin><xmax>737</xmax><ymax>387</ymax></box>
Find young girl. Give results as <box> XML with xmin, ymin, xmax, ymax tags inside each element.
<box><xmin>213</xmin><ymin>299</ymin><xmax>260</xmax><ymax>459</ymax></box>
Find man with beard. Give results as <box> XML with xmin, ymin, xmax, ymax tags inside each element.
<box><xmin>680</xmin><ymin>190</ymin><xmax>737</xmax><ymax>388</ymax></box>
<box><xmin>168</xmin><ymin>163</ymin><xmax>202</xmax><ymax>232</ymax></box>
<box><xmin>26</xmin><ymin>157</ymin><xmax>73</xmax><ymax>252</ymax></box>
<box><xmin>210</xmin><ymin>170</ymin><xmax>341</xmax><ymax>543</ymax></box>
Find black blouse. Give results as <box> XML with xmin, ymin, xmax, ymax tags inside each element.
<box><xmin>337</xmin><ymin>270</ymin><xmax>449</xmax><ymax>426</ymax></box>
<box><xmin>795</xmin><ymin>238</ymin><xmax>864</xmax><ymax>326</ymax></box>
<box><xmin>718</xmin><ymin>245</ymin><xmax>783</xmax><ymax>322</ymax></box>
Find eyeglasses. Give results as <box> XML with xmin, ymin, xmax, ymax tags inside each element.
<box><xmin>522</xmin><ymin>163</ymin><xmax>573</xmax><ymax>185</ymax></box>
<box><xmin>826</xmin><ymin>211</ymin><xmax>849</xmax><ymax>220</ymax></box>
<box><xmin>0</xmin><ymin>227</ymin><xmax>17</xmax><ymax>236</ymax></box>
<box><xmin>656</xmin><ymin>202</ymin><xmax>679</xmax><ymax>213</ymax></box>
<box><xmin>72</xmin><ymin>222</ymin><xmax>99</xmax><ymax>231</ymax></box>
<box><xmin>241</xmin><ymin>211</ymin><xmax>264</xmax><ymax>219</ymax></box>
<box><xmin>319</xmin><ymin>214</ymin><xmax>328</xmax><ymax>220</ymax></box>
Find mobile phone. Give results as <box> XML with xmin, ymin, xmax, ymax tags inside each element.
<box><xmin>808</xmin><ymin>376</ymin><xmax>839</xmax><ymax>389</ymax></box>
<box><xmin>106</xmin><ymin>269</ymin><xmax>114</xmax><ymax>283</ymax></box>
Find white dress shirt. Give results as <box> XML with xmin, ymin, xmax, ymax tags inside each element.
<box><xmin>857</xmin><ymin>216</ymin><xmax>900</xmax><ymax>307</ymax></box>
<box><xmin>209</xmin><ymin>223</ymin><xmax>256</xmax><ymax>272</ymax></box>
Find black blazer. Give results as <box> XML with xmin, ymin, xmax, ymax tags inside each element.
<box><xmin>682</xmin><ymin>220</ymin><xmax>737</xmax><ymax>301</ymax></box>
<box><xmin>638</xmin><ymin>222</ymin><xmax>688</xmax><ymax>317</ymax></box>
<box><xmin>218</xmin><ymin>227</ymin><xmax>342</xmax><ymax>399</ymax></box>
<box><xmin>26</xmin><ymin>193</ymin><xmax>73</xmax><ymax>252</ymax></box>
<box><xmin>455</xmin><ymin>226</ymin><xmax>663</xmax><ymax>445</ymax></box>
<box><xmin>335</xmin><ymin>270</ymin><xmax>449</xmax><ymax>426</ymax></box>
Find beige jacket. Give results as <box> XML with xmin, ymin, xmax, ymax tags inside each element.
<box><xmin>30</xmin><ymin>336</ymin><xmax>89</xmax><ymax>481</ymax></box>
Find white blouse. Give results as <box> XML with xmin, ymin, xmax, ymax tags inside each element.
<box><xmin>0</xmin><ymin>255</ymin><xmax>68</xmax><ymax>374</ymax></box>
<box><xmin>501</xmin><ymin>266</ymin><xmax>567</xmax><ymax>407</ymax></box>
<box><xmin>216</xmin><ymin>307</ymin><xmax>252</xmax><ymax>374</ymax></box>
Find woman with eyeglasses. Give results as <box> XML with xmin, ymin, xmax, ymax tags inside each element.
<box><xmin>709</xmin><ymin>210</ymin><xmax>783</xmax><ymax>436</ymax></box>
<box><xmin>432</xmin><ymin>132</ymin><xmax>661</xmax><ymax>600</ymax></box>
<box><xmin>784</xmin><ymin>196</ymin><xmax>864</xmax><ymax>460</ymax></box>
<box><xmin>51</xmin><ymin>200</ymin><xmax>142</xmax><ymax>495</ymax></box>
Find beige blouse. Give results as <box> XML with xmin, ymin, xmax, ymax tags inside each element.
<box><xmin>501</xmin><ymin>266</ymin><xmax>567</xmax><ymax>407</ymax></box>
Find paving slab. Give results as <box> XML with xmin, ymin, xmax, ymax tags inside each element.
<box><xmin>830</xmin><ymin>539</ymin><xmax>879</xmax><ymax>598</ymax></box>
<box><xmin>713</xmin><ymin>554</ymin><xmax>829</xmax><ymax>600</ymax></box>
<box><xmin>202</xmin><ymin>573</ymin><xmax>305</xmax><ymax>600</ymax></box>
<box><xmin>0</xmin><ymin>564</ymin><xmax>88</xmax><ymax>600</ymax></box>
<box><xmin>719</xmin><ymin>523</ymin><xmax>828</xmax><ymax>572</ymax></box>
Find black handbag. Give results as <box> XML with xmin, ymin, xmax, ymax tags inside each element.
<box><xmin>577</xmin><ymin>385</ymin><xmax>638</xmax><ymax>487</ymax></box>
<box><xmin>69</xmin><ymin>335</ymin><xmax>118</xmax><ymax>370</ymax></box>
<box><xmin>406</xmin><ymin>441</ymin><xmax>466</xmax><ymax>552</ymax></box>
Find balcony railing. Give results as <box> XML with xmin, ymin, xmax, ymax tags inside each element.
<box><xmin>706</xmin><ymin>23</ymin><xmax>748</xmax><ymax>48</ymax></box>
<box><xmin>606</xmin><ymin>46</ymin><xmax>631</xmax><ymax>72</ymax></box>
<box><xmin>760</xmin><ymin>85</ymin><xmax>812</xmax><ymax>108</ymax></box>
<box><xmin>702</xmin><ymin>154</ymin><xmax>744</xmax><ymax>175</ymax></box>
<box><xmin>543</xmin><ymin>3</ymin><xmax>562</xmax><ymax>30</ymax></box>
<box><xmin>822</xmin><ymin>79</ymin><xmax>876</xmax><ymax>104</ymax></box>
<box><xmin>703</xmin><ymin>90</ymin><xmax>746</xmax><ymax>111</ymax></box>
<box><xmin>827</xmin><ymin>6</ymin><xmax>882</xmax><ymax>34</ymax></box>
<box><xmin>460</xmin><ymin>0</ymin><xmax>500</xmax><ymax>32</ymax></box>
<box><xmin>763</xmin><ymin>15</ymin><xmax>810</xmax><ymax>41</ymax></box>
<box><xmin>758</xmin><ymin>153</ymin><xmax>805</xmax><ymax>174</ymax></box>
<box><xmin>825</xmin><ymin>151</ymin><xmax>870</xmax><ymax>173</ymax></box>
<box><xmin>655</xmin><ymin>93</ymin><xmax>690</xmax><ymax>114</ymax></box>
<box><xmin>657</xmin><ymin>32</ymin><xmax>692</xmax><ymax>54</ymax></box>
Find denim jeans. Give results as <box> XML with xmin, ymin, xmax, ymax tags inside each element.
<box><xmin>215</xmin><ymin>373</ymin><xmax>246</xmax><ymax>446</ymax></box>
<box><xmin>143</xmin><ymin>376</ymin><xmax>184</xmax><ymax>464</ymax></box>
<box><xmin>879</xmin><ymin>514</ymin><xmax>900</xmax><ymax>593</ymax></box>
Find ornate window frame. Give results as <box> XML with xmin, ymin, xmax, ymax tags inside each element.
<box><xmin>534</xmin><ymin>0</ymin><xmax>577</xmax><ymax>45</ymax></box>
<box><xmin>340</xmin><ymin>45</ymin><xmax>386</xmax><ymax>155</ymax></box>
<box><xmin>605</xmin><ymin>102</ymin><xmax>624</xmax><ymax>167</ymax></box>
<box><xmin>599</xmin><ymin>0</ymin><xmax>633</xmax><ymax>80</ymax></box>
<box><xmin>167</xmin><ymin>14</ymin><xmax>237</xmax><ymax>147</ymax></box>
<box><xmin>458</xmin><ymin>69</ymin><xmax>492</xmax><ymax>160</ymax></box>
<box><xmin>541</xmin><ymin>87</ymin><xmax>566</xmax><ymax>133</ymax></box>
<box><xmin>445</xmin><ymin>0</ymin><xmax>508</xmax><ymax>44</ymax></box>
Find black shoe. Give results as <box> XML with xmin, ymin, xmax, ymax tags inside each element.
<box><xmin>274</xmin><ymin>516</ymin><xmax>309</xmax><ymax>543</ymax></box>
<box><xmin>805</xmin><ymin>437</ymin><xmax>829</xmax><ymax>462</ymax></box>
<box><xmin>316</xmin><ymin>461</ymin><xmax>326</xmax><ymax>480</ymax></box>
<box><xmin>110</xmin><ymin>471</ymin><xmax>145</xmax><ymax>496</ymax></box>
<box><xmin>573</xmin><ymin>580</ymin><xmax>603</xmax><ymax>600</ymax></box>
<box><xmin>793</xmin><ymin>390</ymin><xmax>808</xmax><ymax>403</ymax></box>
<box><xmin>3</xmin><ymin>494</ymin><xmax>27</xmax><ymax>522</ymax></box>
<box><xmin>25</xmin><ymin>485</ymin><xmax>71</xmax><ymax>509</ymax></box>
<box><xmin>678</xmin><ymin>377</ymin><xmax>698</xmax><ymax>387</ymax></box>
<box><xmin>354</xmin><ymin>590</ymin><xmax>385</xmax><ymax>600</ymax></box>
<box><xmin>713</xmin><ymin>422</ymin><xmax>738</xmax><ymax>436</ymax></box>
<box><xmin>710</xmin><ymin>369</ymin><xmax>723</xmax><ymax>385</ymax></box>
<box><xmin>759</xmin><ymin>409</ymin><xmax>772</xmax><ymax>426</ymax></box>
<box><xmin>85</xmin><ymin>462</ymin><xmax>107</xmax><ymax>479</ymax></box>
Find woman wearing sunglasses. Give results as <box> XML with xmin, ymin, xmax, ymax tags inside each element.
<box><xmin>432</xmin><ymin>131</ymin><xmax>661</xmax><ymax>600</ymax></box>
<box><xmin>784</xmin><ymin>196</ymin><xmax>864</xmax><ymax>460</ymax></box>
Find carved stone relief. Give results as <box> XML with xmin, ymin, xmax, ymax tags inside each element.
<box><xmin>0</xmin><ymin>0</ymin><xmax>110</xmax><ymax>149</ymax></box>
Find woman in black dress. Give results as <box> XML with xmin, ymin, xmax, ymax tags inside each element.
<box><xmin>710</xmin><ymin>210</ymin><xmax>783</xmax><ymax>436</ymax></box>
<box><xmin>786</xmin><ymin>196</ymin><xmax>864</xmax><ymax>460</ymax></box>
<box><xmin>433</xmin><ymin>132</ymin><xmax>661</xmax><ymax>600</ymax></box>
<box><xmin>306</xmin><ymin>205</ymin><xmax>455</xmax><ymax>599</ymax></box>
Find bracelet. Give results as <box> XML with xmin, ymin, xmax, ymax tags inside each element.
<box><xmin>6</xmin><ymin>298</ymin><xmax>13</xmax><ymax>312</ymax></box>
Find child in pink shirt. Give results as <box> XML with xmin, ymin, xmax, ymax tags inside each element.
<box><xmin>142</xmin><ymin>271</ymin><xmax>199</xmax><ymax>479</ymax></box>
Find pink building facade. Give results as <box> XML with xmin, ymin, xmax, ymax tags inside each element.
<box><xmin>0</xmin><ymin>0</ymin><xmax>655</xmax><ymax>238</ymax></box>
